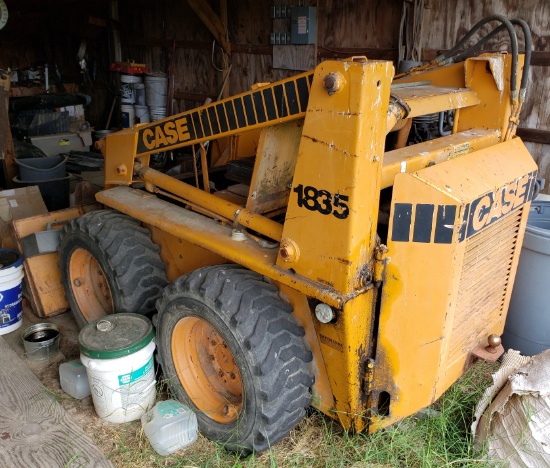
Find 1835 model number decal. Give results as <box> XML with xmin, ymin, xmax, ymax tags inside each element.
<box><xmin>293</xmin><ymin>184</ymin><xmax>349</xmax><ymax>219</ymax></box>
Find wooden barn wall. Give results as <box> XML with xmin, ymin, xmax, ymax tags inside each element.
<box><xmin>421</xmin><ymin>0</ymin><xmax>550</xmax><ymax>190</ymax></box>
<box><xmin>119</xmin><ymin>0</ymin><xmax>402</xmax><ymax>113</ymax></box>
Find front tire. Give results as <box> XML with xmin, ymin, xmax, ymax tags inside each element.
<box><xmin>155</xmin><ymin>265</ymin><xmax>314</xmax><ymax>454</ymax></box>
<box><xmin>59</xmin><ymin>210</ymin><xmax>168</xmax><ymax>328</ymax></box>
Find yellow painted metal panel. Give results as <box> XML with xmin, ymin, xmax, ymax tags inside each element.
<box><xmin>390</xmin><ymin>85</ymin><xmax>479</xmax><ymax>118</ymax></box>
<box><xmin>146</xmin><ymin>226</ymin><xmax>228</xmax><ymax>281</ymax></box>
<box><xmin>279</xmin><ymin>59</ymin><xmax>393</xmax><ymax>294</ymax></box>
<box><xmin>394</xmin><ymin>62</ymin><xmax>467</xmax><ymax>89</ymax></box>
<box><xmin>371</xmin><ymin>138</ymin><xmax>537</xmax><ymax>429</ymax></box>
<box><xmin>458</xmin><ymin>55</ymin><xmax>524</xmax><ymax>138</ymax></box>
<box><xmin>312</xmin><ymin>290</ymin><xmax>378</xmax><ymax>431</ymax></box>
<box><xmin>381</xmin><ymin>129</ymin><xmax>500</xmax><ymax>189</ymax></box>
<box><xmin>246</xmin><ymin>120</ymin><xmax>302</xmax><ymax>214</ymax></box>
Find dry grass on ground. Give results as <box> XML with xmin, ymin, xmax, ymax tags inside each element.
<box><xmin>60</xmin><ymin>360</ymin><xmax>500</xmax><ymax>468</ymax></box>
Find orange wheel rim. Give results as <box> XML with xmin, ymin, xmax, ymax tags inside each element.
<box><xmin>69</xmin><ymin>248</ymin><xmax>114</xmax><ymax>322</ymax></box>
<box><xmin>172</xmin><ymin>316</ymin><xmax>243</xmax><ymax>423</ymax></box>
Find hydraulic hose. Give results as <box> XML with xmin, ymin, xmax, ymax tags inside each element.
<box><xmin>505</xmin><ymin>19</ymin><xmax>532</xmax><ymax>140</ymax></box>
<box><xmin>449</xmin><ymin>25</ymin><xmax>506</xmax><ymax>63</ymax></box>
<box><xmin>449</xmin><ymin>19</ymin><xmax>531</xmax><ymax>98</ymax></box>
<box><xmin>435</xmin><ymin>15</ymin><xmax>518</xmax><ymax>98</ymax></box>
<box><xmin>511</xmin><ymin>19</ymin><xmax>532</xmax><ymax>99</ymax></box>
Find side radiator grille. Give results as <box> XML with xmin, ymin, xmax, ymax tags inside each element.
<box><xmin>447</xmin><ymin>208</ymin><xmax>523</xmax><ymax>365</ymax></box>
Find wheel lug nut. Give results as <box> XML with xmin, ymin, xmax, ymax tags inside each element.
<box><xmin>223</xmin><ymin>405</ymin><xmax>229</xmax><ymax>414</ymax></box>
<box><xmin>74</xmin><ymin>277</ymin><xmax>84</xmax><ymax>287</ymax></box>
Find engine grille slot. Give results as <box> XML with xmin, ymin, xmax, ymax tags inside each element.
<box><xmin>447</xmin><ymin>207</ymin><xmax>523</xmax><ymax>366</ymax></box>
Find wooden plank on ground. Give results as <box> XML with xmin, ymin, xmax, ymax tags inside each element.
<box><xmin>0</xmin><ymin>336</ymin><xmax>112</xmax><ymax>467</ymax></box>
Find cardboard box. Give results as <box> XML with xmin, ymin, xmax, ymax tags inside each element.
<box><xmin>0</xmin><ymin>186</ymin><xmax>48</xmax><ymax>248</ymax></box>
<box><xmin>29</xmin><ymin>131</ymin><xmax>92</xmax><ymax>156</ymax></box>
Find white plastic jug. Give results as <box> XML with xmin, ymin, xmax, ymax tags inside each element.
<box><xmin>141</xmin><ymin>400</ymin><xmax>198</xmax><ymax>456</ymax></box>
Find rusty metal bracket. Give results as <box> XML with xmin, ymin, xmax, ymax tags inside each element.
<box><xmin>373</xmin><ymin>244</ymin><xmax>389</xmax><ymax>285</ymax></box>
<box><xmin>466</xmin><ymin>342</ymin><xmax>504</xmax><ymax>370</ymax></box>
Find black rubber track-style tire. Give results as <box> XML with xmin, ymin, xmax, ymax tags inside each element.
<box><xmin>155</xmin><ymin>264</ymin><xmax>314</xmax><ymax>455</ymax></box>
<box><xmin>59</xmin><ymin>210</ymin><xmax>168</xmax><ymax>329</ymax></box>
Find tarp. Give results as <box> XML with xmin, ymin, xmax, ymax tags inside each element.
<box><xmin>473</xmin><ymin>349</ymin><xmax>550</xmax><ymax>467</ymax></box>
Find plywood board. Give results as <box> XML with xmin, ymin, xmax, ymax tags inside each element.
<box><xmin>273</xmin><ymin>45</ymin><xmax>316</xmax><ymax>71</ymax></box>
<box><xmin>0</xmin><ymin>336</ymin><xmax>112</xmax><ymax>467</ymax></box>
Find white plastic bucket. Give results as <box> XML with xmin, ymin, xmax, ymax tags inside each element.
<box><xmin>134</xmin><ymin>83</ymin><xmax>146</xmax><ymax>106</ymax></box>
<box><xmin>120</xmin><ymin>74</ymin><xmax>142</xmax><ymax>104</ymax></box>
<box><xmin>81</xmin><ymin>339</ymin><xmax>156</xmax><ymax>423</ymax></box>
<box><xmin>79</xmin><ymin>314</ymin><xmax>157</xmax><ymax>423</ymax></box>
<box><xmin>149</xmin><ymin>106</ymin><xmax>166</xmax><ymax>121</ymax></box>
<box><xmin>121</xmin><ymin>104</ymin><xmax>135</xmax><ymax>128</ymax></box>
<box><xmin>0</xmin><ymin>249</ymin><xmax>25</xmax><ymax>335</ymax></box>
<box><xmin>145</xmin><ymin>73</ymin><xmax>168</xmax><ymax>107</ymax></box>
<box><xmin>134</xmin><ymin>105</ymin><xmax>150</xmax><ymax>124</ymax></box>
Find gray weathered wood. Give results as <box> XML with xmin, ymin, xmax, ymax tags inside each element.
<box><xmin>0</xmin><ymin>337</ymin><xmax>112</xmax><ymax>468</ymax></box>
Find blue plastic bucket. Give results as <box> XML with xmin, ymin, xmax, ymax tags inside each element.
<box><xmin>0</xmin><ymin>249</ymin><xmax>25</xmax><ymax>335</ymax></box>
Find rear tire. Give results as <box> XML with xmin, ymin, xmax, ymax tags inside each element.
<box><xmin>155</xmin><ymin>264</ymin><xmax>314</xmax><ymax>454</ymax></box>
<box><xmin>59</xmin><ymin>210</ymin><xmax>168</xmax><ymax>328</ymax></box>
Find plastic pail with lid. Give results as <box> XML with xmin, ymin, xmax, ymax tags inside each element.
<box><xmin>149</xmin><ymin>106</ymin><xmax>166</xmax><ymax>121</ymax></box>
<box><xmin>121</xmin><ymin>104</ymin><xmax>135</xmax><ymax>128</ymax></box>
<box><xmin>79</xmin><ymin>313</ymin><xmax>157</xmax><ymax>423</ymax></box>
<box><xmin>134</xmin><ymin>83</ymin><xmax>146</xmax><ymax>106</ymax></box>
<box><xmin>134</xmin><ymin>105</ymin><xmax>150</xmax><ymax>124</ymax></box>
<box><xmin>145</xmin><ymin>73</ymin><xmax>168</xmax><ymax>107</ymax></box>
<box><xmin>0</xmin><ymin>249</ymin><xmax>24</xmax><ymax>335</ymax></box>
<box><xmin>120</xmin><ymin>74</ymin><xmax>142</xmax><ymax>104</ymax></box>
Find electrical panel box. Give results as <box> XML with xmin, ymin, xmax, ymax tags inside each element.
<box><xmin>290</xmin><ymin>6</ymin><xmax>317</xmax><ymax>45</ymax></box>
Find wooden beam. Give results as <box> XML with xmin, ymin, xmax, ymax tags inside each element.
<box><xmin>317</xmin><ymin>46</ymin><xmax>397</xmax><ymax>60</ymax></box>
<box><xmin>0</xmin><ymin>86</ymin><xmax>16</xmax><ymax>188</ymax></box>
<box><xmin>531</xmin><ymin>51</ymin><xmax>550</xmax><ymax>67</ymax></box>
<box><xmin>423</xmin><ymin>49</ymin><xmax>550</xmax><ymax>66</ymax></box>
<box><xmin>127</xmin><ymin>38</ymin><xmax>210</xmax><ymax>49</ymax></box>
<box><xmin>219</xmin><ymin>0</ymin><xmax>230</xmax><ymax>99</ymax></box>
<box><xmin>126</xmin><ymin>39</ymin><xmax>397</xmax><ymax>61</ymax></box>
<box><xmin>517</xmin><ymin>128</ymin><xmax>550</xmax><ymax>145</ymax></box>
<box><xmin>187</xmin><ymin>0</ymin><xmax>231</xmax><ymax>56</ymax></box>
